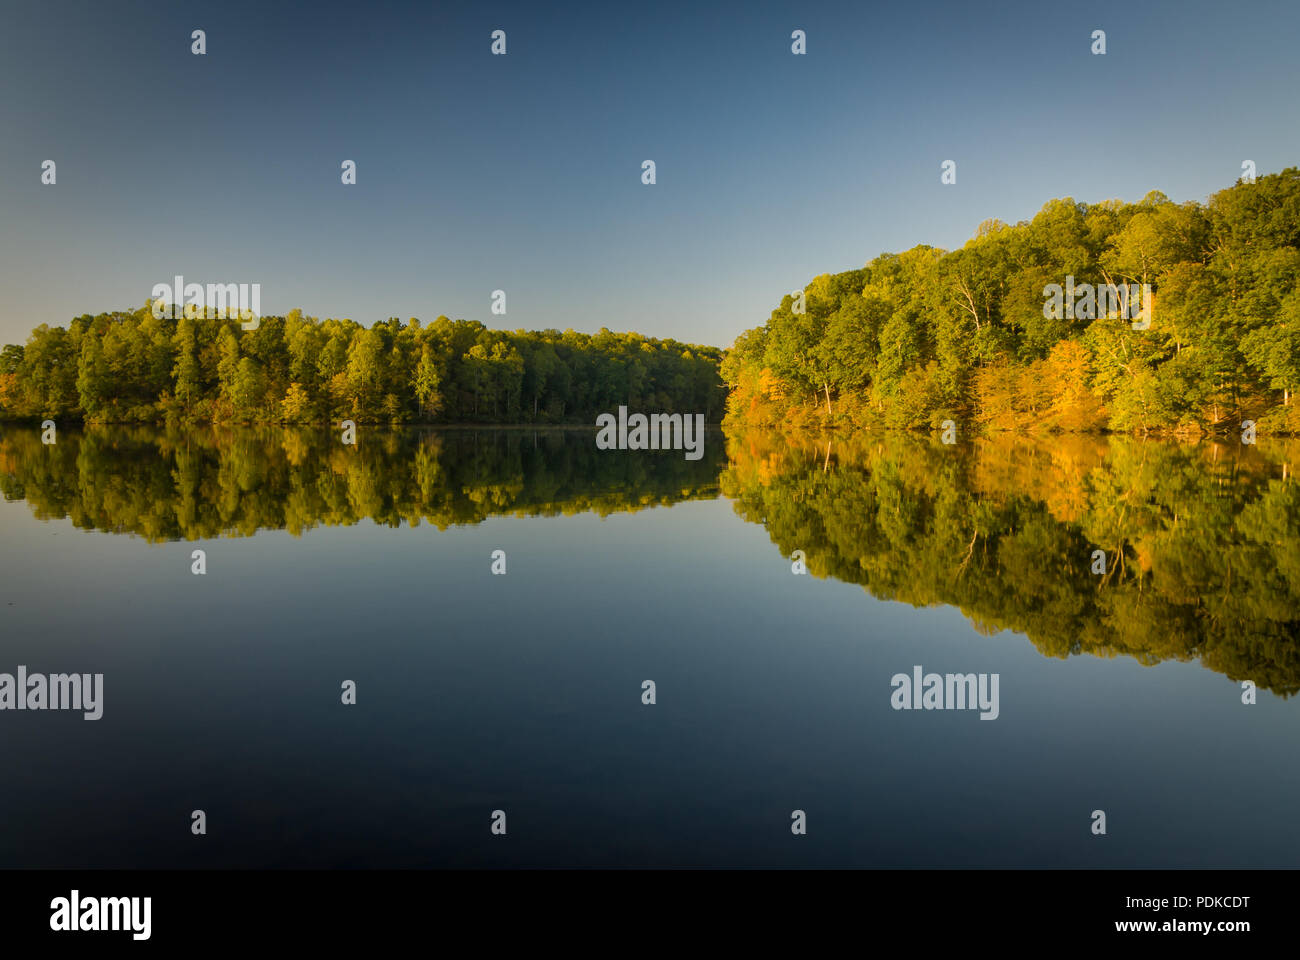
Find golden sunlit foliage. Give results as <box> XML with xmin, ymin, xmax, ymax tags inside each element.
<box><xmin>724</xmin><ymin>170</ymin><xmax>1300</xmax><ymax>435</ymax></box>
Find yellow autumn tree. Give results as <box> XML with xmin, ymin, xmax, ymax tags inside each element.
<box><xmin>281</xmin><ymin>382</ymin><xmax>311</xmax><ymax>421</ymax></box>
<box><xmin>1042</xmin><ymin>340</ymin><xmax>1107</xmax><ymax>432</ymax></box>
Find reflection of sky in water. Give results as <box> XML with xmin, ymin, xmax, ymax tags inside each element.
<box><xmin>0</xmin><ymin>432</ymin><xmax>1297</xmax><ymax>868</ymax></box>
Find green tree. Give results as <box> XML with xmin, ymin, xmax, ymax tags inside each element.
<box><xmin>231</xmin><ymin>357</ymin><xmax>265</xmax><ymax>417</ymax></box>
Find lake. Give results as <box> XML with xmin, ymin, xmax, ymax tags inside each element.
<box><xmin>1</xmin><ymin>424</ymin><xmax>1298</xmax><ymax>867</ymax></box>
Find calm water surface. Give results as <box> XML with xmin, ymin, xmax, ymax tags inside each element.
<box><xmin>1</xmin><ymin>425</ymin><xmax>1297</xmax><ymax>867</ymax></box>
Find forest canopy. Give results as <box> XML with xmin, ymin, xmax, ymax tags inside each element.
<box><xmin>0</xmin><ymin>313</ymin><xmax>725</xmax><ymax>425</ymax></box>
<box><xmin>6</xmin><ymin>170</ymin><xmax>1298</xmax><ymax>435</ymax></box>
<box><xmin>722</xmin><ymin>168</ymin><xmax>1300</xmax><ymax>435</ymax></box>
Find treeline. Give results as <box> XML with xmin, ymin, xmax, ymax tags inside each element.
<box><xmin>0</xmin><ymin>425</ymin><xmax>725</xmax><ymax>541</ymax></box>
<box><xmin>723</xmin><ymin>168</ymin><xmax>1300</xmax><ymax>435</ymax></box>
<box><xmin>722</xmin><ymin>430</ymin><xmax>1300</xmax><ymax>695</ymax></box>
<box><xmin>0</xmin><ymin>312</ymin><xmax>725</xmax><ymax>424</ymax></box>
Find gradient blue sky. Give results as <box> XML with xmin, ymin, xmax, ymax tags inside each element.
<box><xmin>2</xmin><ymin>0</ymin><xmax>1297</xmax><ymax>348</ymax></box>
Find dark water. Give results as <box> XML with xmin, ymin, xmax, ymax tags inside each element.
<box><xmin>1</xmin><ymin>424</ymin><xmax>1298</xmax><ymax>868</ymax></box>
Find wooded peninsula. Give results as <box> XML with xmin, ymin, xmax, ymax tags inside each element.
<box><xmin>725</xmin><ymin>168</ymin><xmax>1300</xmax><ymax>435</ymax></box>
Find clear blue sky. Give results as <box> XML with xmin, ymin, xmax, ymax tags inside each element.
<box><xmin>1</xmin><ymin>0</ymin><xmax>1297</xmax><ymax>349</ymax></box>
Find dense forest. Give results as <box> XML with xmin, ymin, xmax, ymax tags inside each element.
<box><xmin>0</xmin><ymin>313</ymin><xmax>725</xmax><ymax>425</ymax></box>
<box><xmin>5</xmin><ymin>170</ymin><xmax>1296</xmax><ymax>434</ymax></box>
<box><xmin>722</xmin><ymin>430</ymin><xmax>1300</xmax><ymax>695</ymax></box>
<box><xmin>723</xmin><ymin>168</ymin><xmax>1300</xmax><ymax>435</ymax></box>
